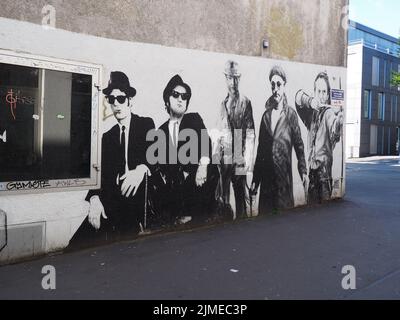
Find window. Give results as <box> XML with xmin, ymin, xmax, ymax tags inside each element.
<box><xmin>383</xmin><ymin>60</ymin><xmax>387</xmax><ymax>88</ymax></box>
<box><xmin>372</xmin><ymin>56</ymin><xmax>380</xmax><ymax>86</ymax></box>
<box><xmin>370</xmin><ymin>124</ymin><xmax>378</xmax><ymax>154</ymax></box>
<box><xmin>397</xmin><ymin>64</ymin><xmax>400</xmax><ymax>91</ymax></box>
<box><xmin>378</xmin><ymin>93</ymin><xmax>385</xmax><ymax>121</ymax></box>
<box><xmin>396</xmin><ymin>96</ymin><xmax>399</xmax><ymax>122</ymax></box>
<box><xmin>392</xmin><ymin>95</ymin><xmax>398</xmax><ymax>122</ymax></box>
<box><xmin>390</xmin><ymin>62</ymin><xmax>396</xmax><ymax>89</ymax></box>
<box><xmin>0</xmin><ymin>51</ymin><xmax>101</xmax><ymax>194</ymax></box>
<box><xmin>363</xmin><ymin>90</ymin><xmax>371</xmax><ymax>119</ymax></box>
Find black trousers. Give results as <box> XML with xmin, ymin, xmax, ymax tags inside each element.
<box><xmin>68</xmin><ymin>186</ymin><xmax>145</xmax><ymax>249</ymax></box>
<box><xmin>308</xmin><ymin>166</ymin><xmax>333</xmax><ymax>204</ymax></box>
<box><xmin>156</xmin><ymin>165</ymin><xmax>219</xmax><ymax>226</ymax></box>
<box><xmin>220</xmin><ymin>164</ymin><xmax>250</xmax><ymax>219</ymax></box>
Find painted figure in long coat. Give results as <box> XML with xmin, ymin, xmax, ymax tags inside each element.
<box><xmin>251</xmin><ymin>66</ymin><xmax>308</xmax><ymax>213</ymax></box>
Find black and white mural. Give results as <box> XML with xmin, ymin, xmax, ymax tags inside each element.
<box><xmin>69</xmin><ymin>72</ymin><xmax>155</xmax><ymax>246</ymax></box>
<box><xmin>0</xmin><ymin>25</ymin><xmax>345</xmax><ymax>252</ymax></box>
<box><xmin>68</xmin><ymin>63</ymin><xmax>344</xmax><ymax>248</ymax></box>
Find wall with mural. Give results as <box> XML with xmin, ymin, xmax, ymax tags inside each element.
<box><xmin>0</xmin><ymin>18</ymin><xmax>346</xmax><ymax>262</ymax></box>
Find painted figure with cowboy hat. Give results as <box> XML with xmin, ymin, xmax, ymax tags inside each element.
<box><xmin>69</xmin><ymin>71</ymin><xmax>156</xmax><ymax>248</ymax></box>
<box><xmin>213</xmin><ymin>60</ymin><xmax>256</xmax><ymax>220</ymax></box>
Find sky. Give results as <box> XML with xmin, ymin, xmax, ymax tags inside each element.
<box><xmin>349</xmin><ymin>0</ymin><xmax>400</xmax><ymax>38</ymax></box>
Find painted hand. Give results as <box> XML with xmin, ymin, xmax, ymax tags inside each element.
<box><xmin>120</xmin><ymin>165</ymin><xmax>151</xmax><ymax>198</ymax></box>
<box><xmin>249</xmin><ymin>182</ymin><xmax>258</xmax><ymax>197</ymax></box>
<box><xmin>88</xmin><ymin>196</ymin><xmax>107</xmax><ymax>230</ymax></box>
<box><xmin>195</xmin><ymin>165</ymin><xmax>208</xmax><ymax>187</ymax></box>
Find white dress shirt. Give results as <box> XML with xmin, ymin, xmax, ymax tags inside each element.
<box><xmin>271</xmin><ymin>107</ymin><xmax>283</xmax><ymax>134</ymax></box>
<box><xmin>168</xmin><ymin>118</ymin><xmax>182</xmax><ymax>147</ymax></box>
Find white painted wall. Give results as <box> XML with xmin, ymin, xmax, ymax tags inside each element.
<box><xmin>0</xmin><ymin>18</ymin><xmax>347</xmax><ymax>262</ymax></box>
<box><xmin>346</xmin><ymin>44</ymin><xmax>363</xmax><ymax>158</ymax></box>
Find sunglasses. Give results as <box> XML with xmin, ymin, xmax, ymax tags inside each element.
<box><xmin>225</xmin><ymin>75</ymin><xmax>241</xmax><ymax>80</ymax></box>
<box><xmin>106</xmin><ymin>95</ymin><xmax>128</xmax><ymax>104</ymax></box>
<box><xmin>271</xmin><ymin>81</ymin><xmax>283</xmax><ymax>89</ymax></box>
<box><xmin>171</xmin><ymin>90</ymin><xmax>190</xmax><ymax>101</ymax></box>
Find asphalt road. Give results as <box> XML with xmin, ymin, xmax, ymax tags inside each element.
<box><xmin>0</xmin><ymin>157</ymin><xmax>399</xmax><ymax>300</ymax></box>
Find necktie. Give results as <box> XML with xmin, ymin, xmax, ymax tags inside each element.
<box><xmin>119</xmin><ymin>126</ymin><xmax>126</xmax><ymax>179</ymax></box>
<box><xmin>173</xmin><ymin>121</ymin><xmax>178</xmax><ymax>147</ymax></box>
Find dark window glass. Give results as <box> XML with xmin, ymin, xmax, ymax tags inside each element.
<box><xmin>0</xmin><ymin>63</ymin><xmax>92</xmax><ymax>182</ymax></box>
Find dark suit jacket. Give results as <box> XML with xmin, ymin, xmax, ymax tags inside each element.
<box><xmin>154</xmin><ymin>113</ymin><xmax>218</xmax><ymax>222</ymax></box>
<box><xmin>158</xmin><ymin>112</ymin><xmax>212</xmax><ymax>175</ymax></box>
<box><xmin>86</xmin><ymin>113</ymin><xmax>155</xmax><ymax>207</ymax></box>
<box><xmin>69</xmin><ymin>113</ymin><xmax>155</xmax><ymax>247</ymax></box>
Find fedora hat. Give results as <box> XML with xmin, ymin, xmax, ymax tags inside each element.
<box><xmin>163</xmin><ymin>74</ymin><xmax>192</xmax><ymax>106</ymax></box>
<box><xmin>103</xmin><ymin>71</ymin><xmax>136</xmax><ymax>97</ymax></box>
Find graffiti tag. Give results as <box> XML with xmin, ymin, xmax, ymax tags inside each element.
<box><xmin>55</xmin><ymin>179</ymin><xmax>87</xmax><ymax>188</ymax></box>
<box><xmin>6</xmin><ymin>180</ymin><xmax>51</xmax><ymax>191</ymax></box>
<box><xmin>5</xmin><ymin>89</ymin><xmax>17</xmax><ymax>120</ymax></box>
<box><xmin>3</xmin><ymin>89</ymin><xmax>36</xmax><ymax>121</ymax></box>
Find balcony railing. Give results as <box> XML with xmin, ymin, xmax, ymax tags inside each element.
<box><xmin>349</xmin><ymin>39</ymin><xmax>400</xmax><ymax>58</ymax></box>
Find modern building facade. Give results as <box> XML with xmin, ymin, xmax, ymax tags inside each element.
<box><xmin>346</xmin><ymin>20</ymin><xmax>400</xmax><ymax>158</ymax></box>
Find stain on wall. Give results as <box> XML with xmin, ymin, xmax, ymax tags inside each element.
<box><xmin>265</xmin><ymin>6</ymin><xmax>305</xmax><ymax>61</ymax></box>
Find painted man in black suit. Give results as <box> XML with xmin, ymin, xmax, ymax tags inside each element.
<box><xmin>155</xmin><ymin>75</ymin><xmax>219</xmax><ymax>225</ymax></box>
<box><xmin>69</xmin><ymin>71</ymin><xmax>155</xmax><ymax>247</ymax></box>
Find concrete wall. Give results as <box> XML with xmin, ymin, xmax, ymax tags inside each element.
<box><xmin>346</xmin><ymin>44</ymin><xmax>363</xmax><ymax>158</ymax></box>
<box><xmin>0</xmin><ymin>1</ymin><xmax>348</xmax><ymax>264</ymax></box>
<box><xmin>0</xmin><ymin>0</ymin><xmax>348</xmax><ymax>66</ymax></box>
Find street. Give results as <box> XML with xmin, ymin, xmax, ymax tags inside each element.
<box><xmin>0</xmin><ymin>157</ymin><xmax>399</xmax><ymax>299</ymax></box>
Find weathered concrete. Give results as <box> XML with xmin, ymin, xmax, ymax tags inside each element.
<box><xmin>1</xmin><ymin>0</ymin><xmax>348</xmax><ymax>66</ymax></box>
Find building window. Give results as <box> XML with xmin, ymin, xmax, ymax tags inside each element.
<box><xmin>0</xmin><ymin>51</ymin><xmax>101</xmax><ymax>194</ymax></box>
<box><xmin>392</xmin><ymin>95</ymin><xmax>397</xmax><ymax>122</ymax></box>
<box><xmin>390</xmin><ymin>62</ymin><xmax>396</xmax><ymax>89</ymax></box>
<box><xmin>372</xmin><ymin>56</ymin><xmax>380</xmax><ymax>87</ymax></box>
<box><xmin>370</xmin><ymin>124</ymin><xmax>378</xmax><ymax>155</ymax></box>
<box><xmin>383</xmin><ymin>60</ymin><xmax>387</xmax><ymax>88</ymax></box>
<box><xmin>396</xmin><ymin>96</ymin><xmax>399</xmax><ymax>123</ymax></box>
<box><xmin>397</xmin><ymin>64</ymin><xmax>400</xmax><ymax>91</ymax></box>
<box><xmin>378</xmin><ymin>93</ymin><xmax>385</xmax><ymax>121</ymax></box>
<box><xmin>363</xmin><ymin>90</ymin><xmax>371</xmax><ymax>119</ymax></box>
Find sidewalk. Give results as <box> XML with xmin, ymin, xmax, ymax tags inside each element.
<box><xmin>347</xmin><ymin>155</ymin><xmax>400</xmax><ymax>163</ymax></box>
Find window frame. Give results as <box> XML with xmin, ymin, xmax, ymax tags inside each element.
<box><xmin>378</xmin><ymin>92</ymin><xmax>385</xmax><ymax>121</ymax></box>
<box><xmin>372</xmin><ymin>56</ymin><xmax>380</xmax><ymax>87</ymax></box>
<box><xmin>0</xmin><ymin>50</ymin><xmax>102</xmax><ymax>195</ymax></box>
<box><xmin>363</xmin><ymin>89</ymin><xmax>371</xmax><ymax>119</ymax></box>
